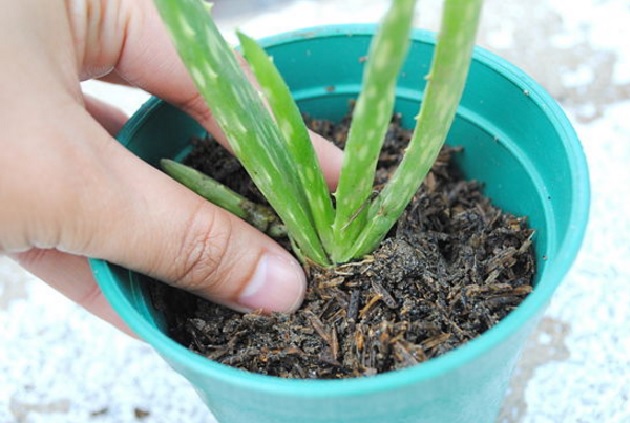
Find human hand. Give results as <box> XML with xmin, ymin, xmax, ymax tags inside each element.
<box><xmin>0</xmin><ymin>0</ymin><xmax>342</xmax><ymax>334</ymax></box>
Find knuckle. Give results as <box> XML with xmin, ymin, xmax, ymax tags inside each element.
<box><xmin>13</xmin><ymin>248</ymin><xmax>49</xmax><ymax>269</ymax></box>
<box><xmin>76</xmin><ymin>282</ymin><xmax>106</xmax><ymax>311</ymax></box>
<box><xmin>169</xmin><ymin>204</ymin><xmax>234</xmax><ymax>295</ymax></box>
<box><xmin>179</xmin><ymin>91</ymin><xmax>214</xmax><ymax>127</ymax></box>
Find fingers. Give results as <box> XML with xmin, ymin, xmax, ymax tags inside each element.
<box><xmin>36</xmin><ymin>1</ymin><xmax>343</xmax><ymax>316</ymax></box>
<box><xmin>0</xmin><ymin>0</ymin><xmax>313</xmax><ymax>337</ymax></box>
<box><xmin>59</xmin><ymin>107</ymin><xmax>307</xmax><ymax>313</ymax></box>
<box><xmin>79</xmin><ymin>95</ymin><xmax>330</xmax><ymax>313</ymax></box>
<box><xmin>1</xmin><ymin>90</ymin><xmax>307</xmax><ymax>313</ymax></box>
<box><xmin>10</xmin><ymin>250</ymin><xmax>135</xmax><ymax>337</ymax></box>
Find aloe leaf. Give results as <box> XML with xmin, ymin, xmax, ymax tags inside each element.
<box><xmin>331</xmin><ymin>0</ymin><xmax>417</xmax><ymax>260</ymax></box>
<box><xmin>153</xmin><ymin>0</ymin><xmax>328</xmax><ymax>264</ymax></box>
<box><xmin>237</xmin><ymin>32</ymin><xmax>335</xmax><ymax>253</ymax></box>
<box><xmin>347</xmin><ymin>0</ymin><xmax>483</xmax><ymax>260</ymax></box>
<box><xmin>161</xmin><ymin>159</ymin><xmax>287</xmax><ymax>238</ymax></box>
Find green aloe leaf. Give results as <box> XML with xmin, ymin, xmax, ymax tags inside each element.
<box><xmin>237</xmin><ymin>32</ymin><xmax>335</xmax><ymax>253</ymax></box>
<box><xmin>331</xmin><ymin>0</ymin><xmax>418</xmax><ymax>261</ymax></box>
<box><xmin>153</xmin><ymin>0</ymin><xmax>328</xmax><ymax>264</ymax></box>
<box><xmin>347</xmin><ymin>0</ymin><xmax>484</xmax><ymax>260</ymax></box>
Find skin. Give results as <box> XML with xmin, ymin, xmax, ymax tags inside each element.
<box><xmin>0</xmin><ymin>0</ymin><xmax>342</xmax><ymax>335</ymax></box>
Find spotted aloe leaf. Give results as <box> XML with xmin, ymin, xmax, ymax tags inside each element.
<box><xmin>237</xmin><ymin>32</ymin><xmax>335</xmax><ymax>254</ymax></box>
<box><xmin>347</xmin><ymin>0</ymin><xmax>484</xmax><ymax>259</ymax></box>
<box><xmin>331</xmin><ymin>0</ymin><xmax>417</xmax><ymax>260</ymax></box>
<box><xmin>153</xmin><ymin>0</ymin><xmax>328</xmax><ymax>264</ymax></box>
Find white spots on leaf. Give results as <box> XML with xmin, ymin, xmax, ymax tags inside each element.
<box><xmin>366</xmin><ymin>86</ymin><xmax>378</xmax><ymax>100</ymax></box>
<box><xmin>303</xmin><ymin>166</ymin><xmax>317</xmax><ymax>186</ymax></box>
<box><xmin>374</xmin><ymin>40</ymin><xmax>393</xmax><ymax>71</ymax></box>
<box><xmin>281</xmin><ymin>209</ymin><xmax>299</xmax><ymax>228</ymax></box>
<box><xmin>280</xmin><ymin>120</ymin><xmax>294</xmax><ymax>139</ymax></box>
<box><xmin>366</xmin><ymin>129</ymin><xmax>377</xmax><ymax>141</ymax></box>
<box><xmin>314</xmin><ymin>196</ymin><xmax>327</xmax><ymax>215</ymax></box>
<box><xmin>203</xmin><ymin>63</ymin><xmax>218</xmax><ymax>80</ymax></box>
<box><xmin>202</xmin><ymin>0</ymin><xmax>213</xmax><ymax>14</ymax></box>
<box><xmin>233</xmin><ymin>118</ymin><xmax>248</xmax><ymax>135</ymax></box>
<box><xmin>355</xmin><ymin>145</ymin><xmax>370</xmax><ymax>163</ymax></box>
<box><xmin>203</xmin><ymin>23</ymin><xmax>236</xmax><ymax>70</ymax></box>
<box><xmin>252</xmin><ymin>168</ymin><xmax>275</xmax><ymax>194</ymax></box>
<box><xmin>178</xmin><ymin>13</ymin><xmax>196</xmax><ymax>39</ymax></box>
<box><xmin>338</xmin><ymin>196</ymin><xmax>352</xmax><ymax>211</ymax></box>
<box><xmin>189</xmin><ymin>65</ymin><xmax>207</xmax><ymax>89</ymax></box>
<box><xmin>353</xmin><ymin>99</ymin><xmax>366</xmax><ymax>119</ymax></box>
<box><xmin>231</xmin><ymin>85</ymin><xmax>249</xmax><ymax>105</ymax></box>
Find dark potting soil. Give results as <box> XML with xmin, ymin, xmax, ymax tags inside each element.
<box><xmin>150</xmin><ymin>112</ymin><xmax>535</xmax><ymax>379</ymax></box>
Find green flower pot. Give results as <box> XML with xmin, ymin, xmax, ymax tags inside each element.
<box><xmin>90</xmin><ymin>25</ymin><xmax>589</xmax><ymax>423</ymax></box>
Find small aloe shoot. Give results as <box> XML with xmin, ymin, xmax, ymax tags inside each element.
<box><xmin>153</xmin><ymin>0</ymin><xmax>483</xmax><ymax>266</ymax></box>
<box><xmin>161</xmin><ymin>159</ymin><xmax>286</xmax><ymax>238</ymax></box>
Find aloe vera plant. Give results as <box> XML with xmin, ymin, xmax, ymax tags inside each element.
<box><xmin>154</xmin><ymin>0</ymin><xmax>483</xmax><ymax>266</ymax></box>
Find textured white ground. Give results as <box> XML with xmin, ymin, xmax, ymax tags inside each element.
<box><xmin>2</xmin><ymin>0</ymin><xmax>629</xmax><ymax>422</ymax></box>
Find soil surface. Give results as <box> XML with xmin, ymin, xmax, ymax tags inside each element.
<box><xmin>151</xmin><ymin>112</ymin><xmax>534</xmax><ymax>379</ymax></box>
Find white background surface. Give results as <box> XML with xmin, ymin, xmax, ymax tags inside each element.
<box><xmin>2</xmin><ymin>0</ymin><xmax>630</xmax><ymax>422</ymax></box>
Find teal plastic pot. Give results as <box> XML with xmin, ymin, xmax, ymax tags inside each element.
<box><xmin>90</xmin><ymin>25</ymin><xmax>589</xmax><ymax>423</ymax></box>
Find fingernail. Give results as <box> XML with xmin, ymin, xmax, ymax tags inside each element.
<box><xmin>238</xmin><ymin>253</ymin><xmax>306</xmax><ymax>313</ymax></box>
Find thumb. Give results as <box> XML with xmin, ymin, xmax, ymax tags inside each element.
<box><xmin>64</xmin><ymin>110</ymin><xmax>306</xmax><ymax>313</ymax></box>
